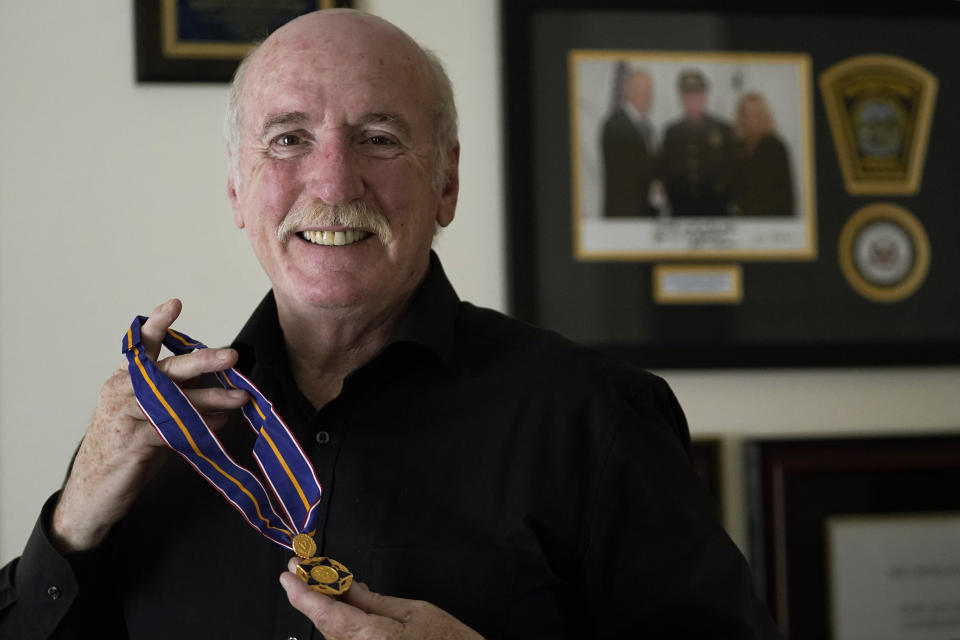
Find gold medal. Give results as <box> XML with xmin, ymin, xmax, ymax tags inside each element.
<box><xmin>291</xmin><ymin>533</ymin><xmax>317</xmax><ymax>559</ymax></box>
<box><xmin>295</xmin><ymin>556</ymin><xmax>353</xmax><ymax>596</ymax></box>
<box><xmin>310</xmin><ymin>565</ymin><xmax>340</xmax><ymax>584</ymax></box>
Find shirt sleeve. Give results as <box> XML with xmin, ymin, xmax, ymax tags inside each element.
<box><xmin>582</xmin><ymin>377</ymin><xmax>782</xmax><ymax>639</ymax></box>
<box><xmin>0</xmin><ymin>492</ymin><xmax>126</xmax><ymax>640</ymax></box>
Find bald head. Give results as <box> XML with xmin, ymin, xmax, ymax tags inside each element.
<box><xmin>224</xmin><ymin>10</ymin><xmax>457</xmax><ymax>188</ymax></box>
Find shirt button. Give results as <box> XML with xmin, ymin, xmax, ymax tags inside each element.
<box><xmin>315</xmin><ymin>431</ymin><xmax>330</xmax><ymax>445</ymax></box>
<box><xmin>47</xmin><ymin>586</ymin><xmax>61</xmax><ymax>600</ymax></box>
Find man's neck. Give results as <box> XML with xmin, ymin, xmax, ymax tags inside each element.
<box><xmin>621</xmin><ymin>100</ymin><xmax>648</xmax><ymax>124</ymax></box>
<box><xmin>274</xmin><ymin>289</ymin><xmax>416</xmax><ymax>410</ymax></box>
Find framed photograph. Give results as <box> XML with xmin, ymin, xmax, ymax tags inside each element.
<box><xmin>502</xmin><ymin>2</ymin><xmax>960</xmax><ymax>367</ymax></box>
<box><xmin>135</xmin><ymin>0</ymin><xmax>352</xmax><ymax>82</ymax></box>
<box><xmin>571</xmin><ymin>51</ymin><xmax>816</xmax><ymax>261</ymax></box>
<box><xmin>745</xmin><ymin>434</ymin><xmax>960</xmax><ymax>639</ymax></box>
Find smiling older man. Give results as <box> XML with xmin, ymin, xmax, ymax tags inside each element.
<box><xmin>0</xmin><ymin>9</ymin><xmax>780</xmax><ymax>639</ymax></box>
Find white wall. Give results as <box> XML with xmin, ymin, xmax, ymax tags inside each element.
<box><xmin>1</xmin><ymin>0</ymin><xmax>958</xmax><ymax>565</ymax></box>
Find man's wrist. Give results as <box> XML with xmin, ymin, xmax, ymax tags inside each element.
<box><xmin>49</xmin><ymin>494</ymin><xmax>109</xmax><ymax>554</ymax></box>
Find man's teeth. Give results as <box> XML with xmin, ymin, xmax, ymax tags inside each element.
<box><xmin>300</xmin><ymin>230</ymin><xmax>368</xmax><ymax>246</ymax></box>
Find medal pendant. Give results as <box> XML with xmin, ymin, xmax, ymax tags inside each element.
<box><xmin>295</xmin><ymin>556</ymin><xmax>353</xmax><ymax>596</ymax></box>
<box><xmin>291</xmin><ymin>533</ymin><xmax>317</xmax><ymax>559</ymax></box>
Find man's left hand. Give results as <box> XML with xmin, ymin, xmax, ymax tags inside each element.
<box><xmin>279</xmin><ymin>560</ymin><xmax>484</xmax><ymax>640</ymax></box>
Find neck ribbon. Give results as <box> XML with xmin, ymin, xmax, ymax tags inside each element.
<box><xmin>121</xmin><ymin>316</ymin><xmax>321</xmax><ymax>552</ymax></box>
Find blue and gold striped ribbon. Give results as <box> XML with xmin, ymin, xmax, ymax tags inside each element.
<box><xmin>122</xmin><ymin>316</ymin><xmax>321</xmax><ymax>550</ymax></box>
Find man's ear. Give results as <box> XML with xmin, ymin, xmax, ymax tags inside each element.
<box><xmin>227</xmin><ymin>162</ymin><xmax>245</xmax><ymax>229</ymax></box>
<box><xmin>436</xmin><ymin>144</ymin><xmax>460</xmax><ymax>228</ymax></box>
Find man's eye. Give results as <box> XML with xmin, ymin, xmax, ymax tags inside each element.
<box><xmin>367</xmin><ymin>135</ymin><xmax>396</xmax><ymax>146</ymax></box>
<box><xmin>274</xmin><ymin>133</ymin><xmax>302</xmax><ymax>146</ymax></box>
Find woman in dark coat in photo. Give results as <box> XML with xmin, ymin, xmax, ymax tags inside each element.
<box><xmin>730</xmin><ymin>92</ymin><xmax>794</xmax><ymax>216</ymax></box>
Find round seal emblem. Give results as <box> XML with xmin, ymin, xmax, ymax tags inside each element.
<box><xmin>838</xmin><ymin>203</ymin><xmax>930</xmax><ymax>303</ymax></box>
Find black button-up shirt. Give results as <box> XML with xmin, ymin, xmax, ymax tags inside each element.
<box><xmin>0</xmin><ymin>255</ymin><xmax>780</xmax><ymax>639</ymax></box>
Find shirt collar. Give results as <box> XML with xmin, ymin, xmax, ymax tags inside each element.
<box><xmin>232</xmin><ymin>251</ymin><xmax>460</xmax><ymax>375</ymax></box>
<box><xmin>621</xmin><ymin>100</ymin><xmax>649</xmax><ymax>127</ymax></box>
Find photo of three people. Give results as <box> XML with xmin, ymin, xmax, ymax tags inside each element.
<box><xmin>603</xmin><ymin>65</ymin><xmax>793</xmax><ymax>218</ymax></box>
<box><xmin>571</xmin><ymin>52</ymin><xmax>816</xmax><ymax>260</ymax></box>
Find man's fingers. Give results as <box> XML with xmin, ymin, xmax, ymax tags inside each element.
<box><xmin>140</xmin><ymin>298</ymin><xmax>182</xmax><ymax>362</ymax></box>
<box><xmin>280</xmin><ymin>566</ymin><xmax>481</xmax><ymax>639</ymax></box>
<box><xmin>157</xmin><ymin>346</ymin><xmax>239</xmax><ymax>382</ymax></box>
<box><xmin>280</xmin><ymin>571</ymin><xmax>336</xmax><ymax>619</ymax></box>
<box><xmin>279</xmin><ymin>572</ymin><xmax>390</xmax><ymax>637</ymax></box>
<box><xmin>184</xmin><ymin>387</ymin><xmax>249</xmax><ymax>413</ymax></box>
<box><xmin>341</xmin><ymin>581</ymin><xmax>420</xmax><ymax>623</ymax></box>
<box><xmin>282</xmin><ymin>558</ymin><xmax>413</xmax><ymax>624</ymax></box>
<box><xmin>133</xmin><ymin>300</ymin><xmax>242</xmax><ymax>394</ymax></box>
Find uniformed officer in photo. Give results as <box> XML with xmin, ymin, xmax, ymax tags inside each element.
<box><xmin>658</xmin><ymin>69</ymin><xmax>735</xmax><ymax>216</ymax></box>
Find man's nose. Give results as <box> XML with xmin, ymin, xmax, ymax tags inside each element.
<box><xmin>304</xmin><ymin>138</ymin><xmax>364</xmax><ymax>205</ymax></box>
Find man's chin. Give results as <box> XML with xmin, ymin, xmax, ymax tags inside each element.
<box><xmin>273</xmin><ymin>273</ymin><xmax>384</xmax><ymax>310</ymax></box>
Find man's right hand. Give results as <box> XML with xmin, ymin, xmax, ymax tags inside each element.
<box><xmin>50</xmin><ymin>299</ymin><xmax>249</xmax><ymax>553</ymax></box>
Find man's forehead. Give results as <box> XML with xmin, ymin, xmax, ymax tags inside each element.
<box><xmin>233</xmin><ymin>11</ymin><xmax>437</xmax><ymax>138</ymax></box>
<box><xmin>244</xmin><ymin>41</ymin><xmax>430</xmax><ymax>107</ymax></box>
<box><xmin>242</xmin><ymin>71</ymin><xmax>428</xmax><ymax>129</ymax></box>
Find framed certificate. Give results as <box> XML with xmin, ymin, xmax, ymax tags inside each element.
<box><xmin>135</xmin><ymin>0</ymin><xmax>352</xmax><ymax>82</ymax></box>
<box><xmin>827</xmin><ymin>513</ymin><xmax>960</xmax><ymax>640</ymax></box>
<box><xmin>745</xmin><ymin>434</ymin><xmax>960</xmax><ymax>638</ymax></box>
<box><xmin>502</xmin><ymin>1</ymin><xmax>960</xmax><ymax>367</ymax></box>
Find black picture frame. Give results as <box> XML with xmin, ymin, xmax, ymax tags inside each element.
<box><xmin>501</xmin><ymin>1</ymin><xmax>960</xmax><ymax>368</ymax></box>
<box><xmin>744</xmin><ymin>434</ymin><xmax>960</xmax><ymax>638</ymax></box>
<box><xmin>134</xmin><ymin>0</ymin><xmax>352</xmax><ymax>83</ymax></box>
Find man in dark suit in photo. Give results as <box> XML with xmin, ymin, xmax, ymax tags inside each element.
<box><xmin>601</xmin><ymin>66</ymin><xmax>659</xmax><ymax>217</ymax></box>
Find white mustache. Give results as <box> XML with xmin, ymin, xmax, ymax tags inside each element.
<box><xmin>277</xmin><ymin>200</ymin><xmax>392</xmax><ymax>246</ymax></box>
